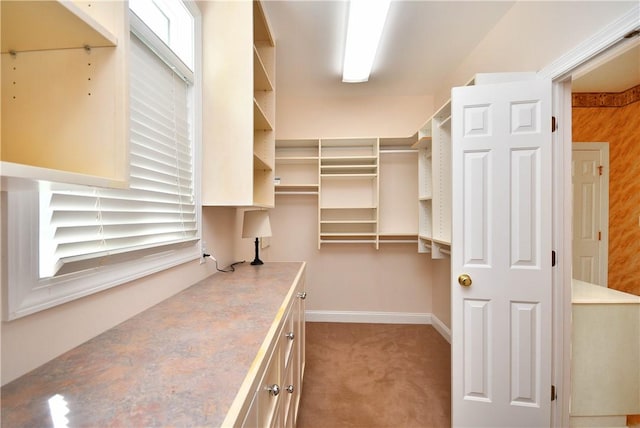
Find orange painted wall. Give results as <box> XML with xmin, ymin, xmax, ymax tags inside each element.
<box><xmin>573</xmin><ymin>101</ymin><xmax>640</xmax><ymax>296</ymax></box>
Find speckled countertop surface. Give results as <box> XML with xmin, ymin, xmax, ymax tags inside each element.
<box><xmin>1</xmin><ymin>262</ymin><xmax>305</xmax><ymax>427</ymax></box>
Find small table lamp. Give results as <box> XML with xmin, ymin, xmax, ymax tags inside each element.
<box><xmin>242</xmin><ymin>210</ymin><xmax>272</xmax><ymax>265</ymax></box>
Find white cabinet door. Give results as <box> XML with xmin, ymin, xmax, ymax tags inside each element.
<box><xmin>451</xmin><ymin>78</ymin><xmax>552</xmax><ymax>426</ymax></box>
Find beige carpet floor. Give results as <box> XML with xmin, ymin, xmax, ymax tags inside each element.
<box><xmin>297</xmin><ymin>322</ymin><xmax>451</xmax><ymax>428</ymax></box>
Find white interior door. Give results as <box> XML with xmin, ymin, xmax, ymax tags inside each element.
<box><xmin>571</xmin><ymin>143</ymin><xmax>608</xmax><ymax>286</ymax></box>
<box><xmin>451</xmin><ymin>78</ymin><xmax>553</xmax><ymax>426</ymax></box>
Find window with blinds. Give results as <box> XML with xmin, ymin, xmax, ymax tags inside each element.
<box><xmin>39</xmin><ymin>34</ymin><xmax>197</xmax><ymax>278</ymax></box>
<box><xmin>5</xmin><ymin>1</ymin><xmax>201</xmax><ymax>320</ymax></box>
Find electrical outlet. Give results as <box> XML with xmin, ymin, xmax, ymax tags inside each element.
<box><xmin>201</xmin><ymin>241</ymin><xmax>209</xmax><ymax>265</ymax></box>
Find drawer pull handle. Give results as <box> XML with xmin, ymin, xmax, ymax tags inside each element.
<box><xmin>286</xmin><ymin>384</ymin><xmax>295</xmax><ymax>394</ymax></box>
<box><xmin>297</xmin><ymin>291</ymin><xmax>307</xmax><ymax>300</ymax></box>
<box><xmin>267</xmin><ymin>384</ymin><xmax>280</xmax><ymax>396</ymax></box>
<box><xmin>286</xmin><ymin>332</ymin><xmax>295</xmax><ymax>340</ymax></box>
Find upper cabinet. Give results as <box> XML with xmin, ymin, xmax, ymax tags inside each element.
<box><xmin>201</xmin><ymin>0</ymin><xmax>276</xmax><ymax>207</ymax></box>
<box><xmin>1</xmin><ymin>1</ymin><xmax>129</xmax><ymax>189</ymax></box>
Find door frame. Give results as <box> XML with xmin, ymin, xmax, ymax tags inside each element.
<box><xmin>572</xmin><ymin>142</ymin><xmax>610</xmax><ymax>287</ymax></box>
<box><xmin>538</xmin><ymin>5</ymin><xmax>639</xmax><ymax>427</ymax></box>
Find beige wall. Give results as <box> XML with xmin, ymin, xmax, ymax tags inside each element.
<box><xmin>437</xmin><ymin>1</ymin><xmax>639</xmax><ymax>106</ymax></box>
<box><xmin>1</xmin><ymin>206</ymin><xmax>237</xmax><ymax>385</ymax></box>
<box><xmin>270</xmin><ymin>95</ymin><xmax>436</xmax><ymax>321</ymax></box>
<box><xmin>263</xmin><ymin>195</ymin><xmax>433</xmax><ymax>315</ymax></box>
<box><xmin>276</xmin><ymin>95</ymin><xmax>433</xmax><ymax>139</ymax></box>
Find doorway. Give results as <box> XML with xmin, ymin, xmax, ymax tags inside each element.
<box><xmin>571</xmin><ymin>142</ymin><xmax>609</xmax><ymax>286</ymax></box>
<box><xmin>547</xmin><ymin>21</ymin><xmax>640</xmax><ymax>428</ymax></box>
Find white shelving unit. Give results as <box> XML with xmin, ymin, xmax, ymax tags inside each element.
<box><xmin>379</xmin><ymin>135</ymin><xmax>419</xmax><ymax>245</ymax></box>
<box><xmin>414</xmin><ymin>101</ymin><xmax>452</xmax><ymax>259</ymax></box>
<box><xmin>414</xmin><ymin>135</ymin><xmax>433</xmax><ymax>252</ymax></box>
<box><xmin>1</xmin><ymin>0</ymin><xmax>128</xmax><ymax>189</ymax></box>
<box><xmin>319</xmin><ymin>138</ymin><xmax>379</xmax><ymax>248</ymax></box>
<box><xmin>202</xmin><ymin>0</ymin><xmax>275</xmax><ymax>207</ymax></box>
<box><xmin>275</xmin><ymin>136</ymin><xmax>419</xmax><ymax>249</ymax></box>
<box><xmin>274</xmin><ymin>139</ymin><xmax>319</xmax><ymax>195</ymax></box>
<box><xmin>413</xmin><ymin>75</ymin><xmax>529</xmax><ymax>258</ymax></box>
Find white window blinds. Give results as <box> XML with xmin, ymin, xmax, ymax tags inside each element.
<box><xmin>39</xmin><ymin>34</ymin><xmax>197</xmax><ymax>278</ymax></box>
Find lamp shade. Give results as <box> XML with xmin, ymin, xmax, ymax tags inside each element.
<box><xmin>242</xmin><ymin>210</ymin><xmax>272</xmax><ymax>238</ymax></box>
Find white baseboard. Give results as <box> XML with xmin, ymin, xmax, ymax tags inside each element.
<box><xmin>430</xmin><ymin>314</ymin><xmax>451</xmax><ymax>344</ymax></box>
<box><xmin>305</xmin><ymin>310</ymin><xmax>451</xmax><ymax>343</ymax></box>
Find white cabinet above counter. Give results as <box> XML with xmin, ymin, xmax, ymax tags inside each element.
<box><xmin>1</xmin><ymin>0</ymin><xmax>129</xmax><ymax>189</ymax></box>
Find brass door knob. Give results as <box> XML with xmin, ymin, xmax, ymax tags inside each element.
<box><xmin>458</xmin><ymin>274</ymin><xmax>472</xmax><ymax>287</ymax></box>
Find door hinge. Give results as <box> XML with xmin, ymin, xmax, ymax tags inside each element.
<box><xmin>598</xmin><ymin>165</ymin><xmax>603</xmax><ymax>176</ymax></box>
<box><xmin>551</xmin><ymin>116</ymin><xmax>558</xmax><ymax>132</ymax></box>
<box><xmin>598</xmin><ymin>231</ymin><xmax>602</xmax><ymax>241</ymax></box>
<box><xmin>552</xmin><ymin>250</ymin><xmax>556</xmax><ymax>267</ymax></box>
<box><xmin>551</xmin><ymin>385</ymin><xmax>557</xmax><ymax>401</ymax></box>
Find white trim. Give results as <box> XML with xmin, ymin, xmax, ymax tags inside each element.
<box><xmin>430</xmin><ymin>314</ymin><xmax>451</xmax><ymax>344</ymax></box>
<box><xmin>539</xmin><ymin>3</ymin><xmax>639</xmax><ymax>81</ymax></box>
<box><xmin>540</xmin><ymin>5</ymin><xmax>639</xmax><ymax>427</ymax></box>
<box><xmin>305</xmin><ymin>310</ymin><xmax>451</xmax><ymax>343</ymax></box>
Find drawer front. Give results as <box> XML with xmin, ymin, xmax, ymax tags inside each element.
<box><xmin>282</xmin><ymin>358</ymin><xmax>295</xmax><ymax>428</ymax></box>
<box><xmin>281</xmin><ymin>301</ymin><xmax>296</xmax><ymax>371</ymax></box>
<box><xmin>257</xmin><ymin>341</ymin><xmax>281</xmax><ymax>428</ymax></box>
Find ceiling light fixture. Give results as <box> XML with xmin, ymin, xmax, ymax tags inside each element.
<box><xmin>342</xmin><ymin>0</ymin><xmax>391</xmax><ymax>83</ymax></box>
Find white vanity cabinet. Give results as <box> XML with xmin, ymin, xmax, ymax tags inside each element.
<box><xmin>570</xmin><ymin>279</ymin><xmax>640</xmax><ymax>427</ymax></box>
<box><xmin>231</xmin><ymin>267</ymin><xmax>307</xmax><ymax>428</ymax></box>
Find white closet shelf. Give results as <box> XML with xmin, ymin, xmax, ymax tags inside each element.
<box><xmin>432</xmin><ymin>238</ymin><xmax>451</xmax><ymax>246</ymax></box>
<box><xmin>1</xmin><ymin>1</ymin><xmax>118</xmax><ymax>54</ymax></box>
<box><xmin>275</xmin><ymin>157</ymin><xmax>318</xmax><ymax>164</ymax></box>
<box><xmin>253</xmin><ymin>153</ymin><xmax>273</xmax><ymax>171</ymax></box>
<box><xmin>379</xmin><ymin>149</ymin><xmax>417</xmax><ymax>154</ymax></box>
<box><xmin>320</xmin><ymin>173</ymin><xmax>377</xmax><ymax>179</ymax></box>
<box><xmin>275</xmin><ymin>184</ymin><xmax>318</xmax><ymax>195</ymax></box>
<box><xmin>321</xmin><ymin>233</ymin><xmax>377</xmax><ymax>236</ymax></box>
<box><xmin>321</xmin><ymin>164</ymin><xmax>376</xmax><ymax>169</ymax></box>
<box><xmin>253</xmin><ymin>47</ymin><xmax>274</xmax><ymax>91</ymax></box>
<box><xmin>439</xmin><ymin>116</ymin><xmax>452</xmax><ymax>128</ymax></box>
<box><xmin>419</xmin><ymin>195</ymin><xmax>433</xmax><ymax>201</ymax></box>
<box><xmin>320</xmin><ymin>220</ymin><xmax>377</xmax><ymax>224</ymax></box>
<box><xmin>253</xmin><ymin>99</ymin><xmax>273</xmax><ymax>131</ymax></box>
<box><xmin>321</xmin><ymin>156</ymin><xmax>377</xmax><ymax>163</ymax></box>
<box><xmin>319</xmin><ymin>240</ymin><xmax>377</xmax><ymax>244</ymax></box>
<box><xmin>412</xmin><ymin>136</ymin><xmax>432</xmax><ymax>150</ymax></box>
<box><xmin>320</xmin><ymin>206</ymin><xmax>377</xmax><ymax>210</ymax></box>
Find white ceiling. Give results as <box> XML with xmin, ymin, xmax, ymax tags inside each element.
<box><xmin>572</xmin><ymin>43</ymin><xmax>640</xmax><ymax>93</ymax></box>
<box><xmin>263</xmin><ymin>1</ymin><xmax>640</xmax><ymax>98</ymax></box>
<box><xmin>262</xmin><ymin>1</ymin><xmax>515</xmax><ymax>97</ymax></box>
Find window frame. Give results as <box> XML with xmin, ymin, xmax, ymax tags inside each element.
<box><xmin>3</xmin><ymin>1</ymin><xmax>203</xmax><ymax>321</ymax></box>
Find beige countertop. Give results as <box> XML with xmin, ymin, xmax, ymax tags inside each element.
<box><xmin>1</xmin><ymin>261</ymin><xmax>305</xmax><ymax>427</ymax></box>
<box><xmin>572</xmin><ymin>278</ymin><xmax>640</xmax><ymax>304</ymax></box>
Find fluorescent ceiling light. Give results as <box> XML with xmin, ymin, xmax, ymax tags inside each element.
<box><xmin>342</xmin><ymin>0</ymin><xmax>391</xmax><ymax>83</ymax></box>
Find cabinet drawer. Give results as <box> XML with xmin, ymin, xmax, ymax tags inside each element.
<box><xmin>281</xmin><ymin>301</ymin><xmax>296</xmax><ymax>370</ymax></box>
<box><xmin>282</xmin><ymin>358</ymin><xmax>295</xmax><ymax>428</ymax></box>
<box><xmin>257</xmin><ymin>341</ymin><xmax>281</xmax><ymax>428</ymax></box>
